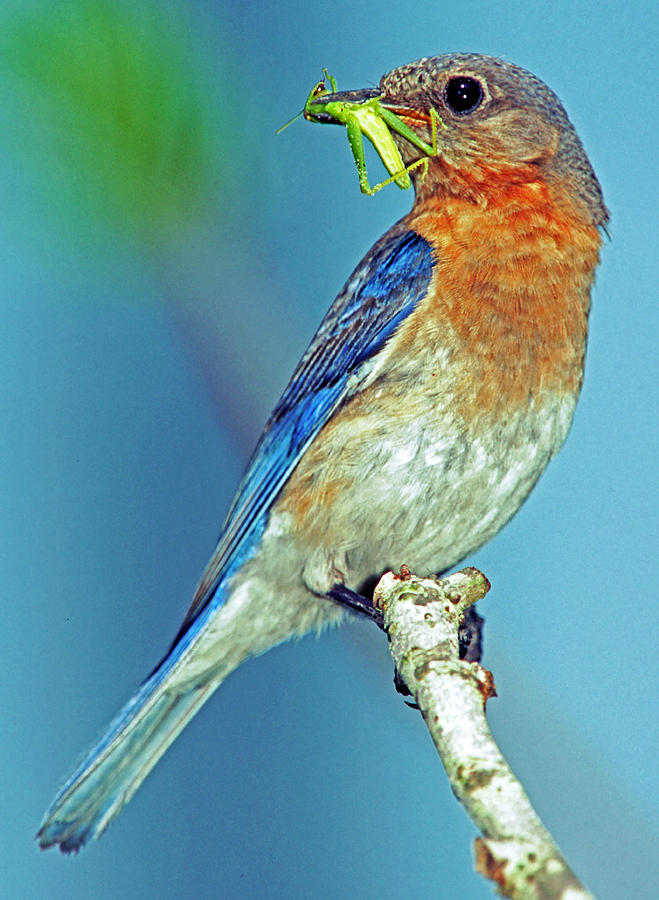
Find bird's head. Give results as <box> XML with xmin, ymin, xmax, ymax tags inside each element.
<box><xmin>308</xmin><ymin>54</ymin><xmax>608</xmax><ymax>227</ymax></box>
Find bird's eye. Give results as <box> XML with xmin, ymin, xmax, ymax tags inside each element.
<box><xmin>443</xmin><ymin>76</ymin><xmax>484</xmax><ymax>114</ymax></box>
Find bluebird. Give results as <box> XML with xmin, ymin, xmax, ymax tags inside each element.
<box><xmin>38</xmin><ymin>53</ymin><xmax>607</xmax><ymax>853</ymax></box>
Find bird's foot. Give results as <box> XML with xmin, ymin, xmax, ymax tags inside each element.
<box><xmin>458</xmin><ymin>606</ymin><xmax>484</xmax><ymax>662</ymax></box>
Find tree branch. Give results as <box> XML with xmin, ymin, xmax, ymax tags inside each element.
<box><xmin>373</xmin><ymin>567</ymin><xmax>595</xmax><ymax>900</ymax></box>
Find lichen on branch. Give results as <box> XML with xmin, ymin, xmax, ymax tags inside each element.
<box><xmin>374</xmin><ymin>568</ymin><xmax>594</xmax><ymax>900</ymax></box>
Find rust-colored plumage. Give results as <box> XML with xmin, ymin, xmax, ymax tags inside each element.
<box><xmin>407</xmin><ymin>182</ymin><xmax>602</xmax><ymax>414</ymax></box>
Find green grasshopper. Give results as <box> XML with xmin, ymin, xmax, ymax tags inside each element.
<box><xmin>300</xmin><ymin>71</ymin><xmax>443</xmax><ymax>195</ymax></box>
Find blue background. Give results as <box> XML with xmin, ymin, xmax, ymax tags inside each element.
<box><xmin>3</xmin><ymin>1</ymin><xmax>657</xmax><ymax>897</ymax></box>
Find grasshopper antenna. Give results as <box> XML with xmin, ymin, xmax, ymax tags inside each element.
<box><xmin>276</xmin><ymin>109</ymin><xmax>304</xmax><ymax>134</ymax></box>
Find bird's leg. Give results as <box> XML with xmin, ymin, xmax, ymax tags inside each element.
<box><xmin>328</xmin><ymin>583</ymin><xmax>384</xmax><ymax>628</ymax></box>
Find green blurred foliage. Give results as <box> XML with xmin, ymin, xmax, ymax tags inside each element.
<box><xmin>1</xmin><ymin>0</ymin><xmax>231</xmax><ymax>244</ymax></box>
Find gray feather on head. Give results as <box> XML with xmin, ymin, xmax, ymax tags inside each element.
<box><xmin>380</xmin><ymin>53</ymin><xmax>608</xmax><ymax>226</ymax></box>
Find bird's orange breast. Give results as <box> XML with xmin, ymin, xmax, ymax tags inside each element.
<box><xmin>401</xmin><ymin>166</ymin><xmax>603</xmax><ymax>417</ymax></box>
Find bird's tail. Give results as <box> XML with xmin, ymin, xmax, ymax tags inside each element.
<box><xmin>36</xmin><ymin>659</ymin><xmax>218</xmax><ymax>853</ymax></box>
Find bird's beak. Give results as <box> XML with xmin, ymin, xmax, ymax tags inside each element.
<box><xmin>304</xmin><ymin>85</ymin><xmax>431</xmax><ymax>132</ymax></box>
<box><xmin>304</xmin><ymin>87</ymin><xmax>382</xmax><ymax>124</ymax></box>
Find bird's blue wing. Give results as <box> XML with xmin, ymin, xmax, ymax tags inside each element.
<box><xmin>173</xmin><ymin>226</ymin><xmax>435</xmax><ymax>645</ymax></box>
<box><xmin>36</xmin><ymin>227</ymin><xmax>435</xmax><ymax>854</ymax></box>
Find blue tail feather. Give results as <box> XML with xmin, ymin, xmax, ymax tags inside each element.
<box><xmin>37</xmin><ymin>645</ymin><xmax>216</xmax><ymax>853</ymax></box>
